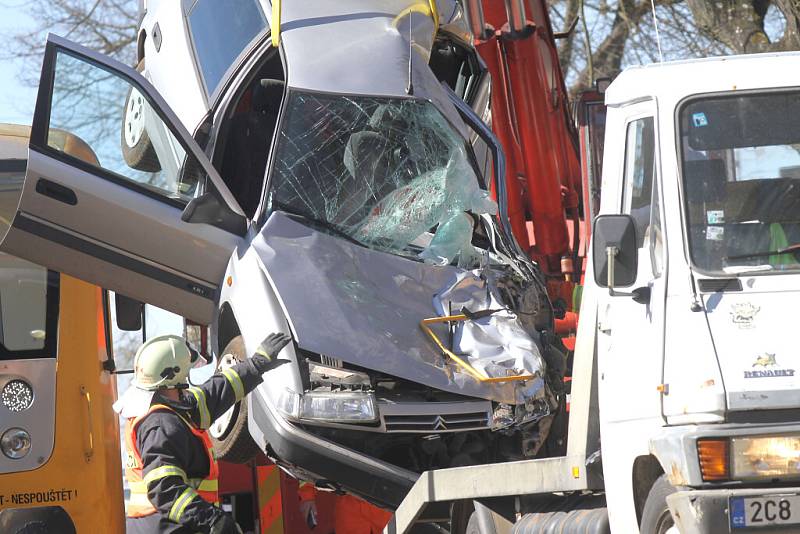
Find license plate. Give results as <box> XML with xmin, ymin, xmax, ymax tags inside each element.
<box><xmin>730</xmin><ymin>495</ymin><xmax>800</xmax><ymax>529</ymax></box>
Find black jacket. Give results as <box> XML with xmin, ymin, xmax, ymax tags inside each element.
<box><xmin>126</xmin><ymin>359</ymin><xmax>262</xmax><ymax>534</ymax></box>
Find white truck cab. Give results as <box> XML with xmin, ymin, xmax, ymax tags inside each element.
<box><xmin>385</xmin><ymin>52</ymin><xmax>800</xmax><ymax>534</ymax></box>
<box><xmin>593</xmin><ymin>52</ymin><xmax>800</xmax><ymax>533</ymax></box>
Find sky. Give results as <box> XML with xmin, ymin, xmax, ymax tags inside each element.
<box><xmin>0</xmin><ymin>4</ymin><xmax>37</xmax><ymax>125</ymax></box>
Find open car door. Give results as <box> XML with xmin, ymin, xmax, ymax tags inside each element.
<box><xmin>1</xmin><ymin>35</ymin><xmax>247</xmax><ymax>324</ymax></box>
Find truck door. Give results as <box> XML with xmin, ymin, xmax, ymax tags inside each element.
<box><xmin>0</xmin><ymin>35</ymin><xmax>246</xmax><ymax>324</ymax></box>
<box><xmin>597</xmin><ymin>102</ymin><xmax>667</xmax><ymax>529</ymax></box>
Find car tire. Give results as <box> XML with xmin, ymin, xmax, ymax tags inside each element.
<box><xmin>120</xmin><ymin>59</ymin><xmax>161</xmax><ymax>172</ymax></box>
<box><xmin>640</xmin><ymin>474</ymin><xmax>678</xmax><ymax>534</ymax></box>
<box><xmin>209</xmin><ymin>335</ymin><xmax>261</xmax><ymax>463</ymax></box>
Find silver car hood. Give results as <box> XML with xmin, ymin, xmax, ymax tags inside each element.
<box><xmin>252</xmin><ymin>212</ymin><xmax>545</xmax><ymax>405</ymax></box>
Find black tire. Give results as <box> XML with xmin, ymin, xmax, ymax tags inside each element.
<box><xmin>120</xmin><ymin>59</ymin><xmax>161</xmax><ymax>172</ymax></box>
<box><xmin>209</xmin><ymin>336</ymin><xmax>261</xmax><ymax>463</ymax></box>
<box><xmin>640</xmin><ymin>474</ymin><xmax>677</xmax><ymax>534</ymax></box>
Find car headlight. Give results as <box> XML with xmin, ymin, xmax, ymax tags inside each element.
<box><xmin>732</xmin><ymin>435</ymin><xmax>800</xmax><ymax>480</ymax></box>
<box><xmin>277</xmin><ymin>389</ymin><xmax>377</xmax><ymax>423</ymax></box>
<box><xmin>1</xmin><ymin>428</ymin><xmax>32</xmax><ymax>459</ymax></box>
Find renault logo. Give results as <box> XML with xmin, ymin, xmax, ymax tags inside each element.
<box><xmin>433</xmin><ymin>416</ymin><xmax>447</xmax><ymax>431</ymax></box>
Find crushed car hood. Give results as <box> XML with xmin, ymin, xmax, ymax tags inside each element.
<box><xmin>704</xmin><ymin>290</ymin><xmax>800</xmax><ymax>411</ymax></box>
<box><xmin>253</xmin><ymin>212</ymin><xmax>545</xmax><ymax>405</ymax></box>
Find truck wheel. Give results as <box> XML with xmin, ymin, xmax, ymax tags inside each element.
<box><xmin>120</xmin><ymin>59</ymin><xmax>161</xmax><ymax>172</ymax></box>
<box><xmin>640</xmin><ymin>474</ymin><xmax>678</xmax><ymax>534</ymax></box>
<box><xmin>210</xmin><ymin>336</ymin><xmax>261</xmax><ymax>463</ymax></box>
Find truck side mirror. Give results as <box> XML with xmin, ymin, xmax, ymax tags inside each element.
<box><xmin>115</xmin><ymin>293</ymin><xmax>144</xmax><ymax>331</ymax></box>
<box><xmin>593</xmin><ymin>215</ymin><xmax>638</xmax><ymax>290</ymax></box>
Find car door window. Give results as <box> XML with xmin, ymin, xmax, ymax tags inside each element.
<box><xmin>47</xmin><ymin>51</ymin><xmax>205</xmax><ymax>204</ymax></box>
<box><xmin>622</xmin><ymin>116</ymin><xmax>663</xmax><ymax>276</ymax></box>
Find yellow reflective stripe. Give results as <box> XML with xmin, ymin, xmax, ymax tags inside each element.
<box><xmin>169</xmin><ymin>487</ymin><xmax>198</xmax><ymax>522</ymax></box>
<box><xmin>194</xmin><ymin>479</ymin><xmax>219</xmax><ymax>492</ymax></box>
<box><xmin>188</xmin><ymin>387</ymin><xmax>211</xmax><ymax>429</ymax></box>
<box><xmin>144</xmin><ymin>465</ymin><xmax>188</xmax><ymax>486</ymax></box>
<box><xmin>222</xmin><ymin>367</ymin><xmax>245</xmax><ymax>401</ymax></box>
<box><xmin>129</xmin><ymin>480</ymin><xmax>148</xmax><ymax>494</ymax></box>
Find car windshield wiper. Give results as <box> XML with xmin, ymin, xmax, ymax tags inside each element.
<box><xmin>270</xmin><ymin>201</ymin><xmax>365</xmax><ymax>247</ymax></box>
<box><xmin>726</xmin><ymin>243</ymin><xmax>800</xmax><ymax>261</ymax></box>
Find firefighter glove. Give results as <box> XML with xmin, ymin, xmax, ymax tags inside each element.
<box><xmin>210</xmin><ymin>514</ymin><xmax>243</xmax><ymax>534</ymax></box>
<box><xmin>251</xmin><ymin>332</ymin><xmax>292</xmax><ymax>373</ymax></box>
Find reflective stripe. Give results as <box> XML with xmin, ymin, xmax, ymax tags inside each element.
<box><xmin>169</xmin><ymin>487</ymin><xmax>198</xmax><ymax>522</ymax></box>
<box><xmin>188</xmin><ymin>387</ymin><xmax>211</xmax><ymax>429</ymax></box>
<box><xmin>222</xmin><ymin>367</ymin><xmax>245</xmax><ymax>400</ymax></box>
<box><xmin>129</xmin><ymin>480</ymin><xmax>147</xmax><ymax>493</ymax></box>
<box><xmin>144</xmin><ymin>465</ymin><xmax>188</xmax><ymax>486</ymax></box>
<box><xmin>192</xmin><ymin>478</ymin><xmax>219</xmax><ymax>492</ymax></box>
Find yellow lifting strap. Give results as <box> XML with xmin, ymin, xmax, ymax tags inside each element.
<box><xmin>391</xmin><ymin>1</ymin><xmax>441</xmax><ymax>41</ymax></box>
<box><xmin>420</xmin><ymin>315</ymin><xmax>535</xmax><ymax>384</ymax></box>
<box><xmin>271</xmin><ymin>0</ymin><xmax>282</xmax><ymax>48</ymax></box>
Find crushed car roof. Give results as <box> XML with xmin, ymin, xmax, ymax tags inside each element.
<box><xmin>276</xmin><ymin>0</ymin><xmax>468</xmax><ymax>99</ymax></box>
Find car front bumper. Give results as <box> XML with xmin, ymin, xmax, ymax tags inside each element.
<box><xmin>667</xmin><ymin>487</ymin><xmax>800</xmax><ymax>534</ymax></box>
<box><xmin>249</xmin><ymin>389</ymin><xmax>418</xmax><ymax>509</ymax></box>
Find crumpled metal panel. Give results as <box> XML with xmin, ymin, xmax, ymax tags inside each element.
<box><xmin>253</xmin><ymin>212</ymin><xmax>544</xmax><ymax>404</ymax></box>
<box><xmin>434</xmin><ymin>270</ymin><xmax>545</xmax><ymax>397</ymax></box>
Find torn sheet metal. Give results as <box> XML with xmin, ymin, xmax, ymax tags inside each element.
<box><xmin>253</xmin><ymin>211</ymin><xmax>538</xmax><ymax>404</ymax></box>
<box><xmin>432</xmin><ymin>270</ymin><xmax>546</xmax><ymax>401</ymax></box>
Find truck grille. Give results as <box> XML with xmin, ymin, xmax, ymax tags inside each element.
<box><xmin>379</xmin><ymin>402</ymin><xmax>491</xmax><ymax>433</ymax></box>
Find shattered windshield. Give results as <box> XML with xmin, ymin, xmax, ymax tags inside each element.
<box><xmin>680</xmin><ymin>92</ymin><xmax>800</xmax><ymax>274</ymax></box>
<box><xmin>268</xmin><ymin>92</ymin><xmax>497</xmax><ymax>267</ymax></box>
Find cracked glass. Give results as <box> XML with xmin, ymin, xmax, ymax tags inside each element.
<box><xmin>269</xmin><ymin>92</ymin><xmax>496</xmax><ymax>266</ymax></box>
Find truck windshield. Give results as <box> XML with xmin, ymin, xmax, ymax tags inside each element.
<box><xmin>679</xmin><ymin>92</ymin><xmax>800</xmax><ymax>273</ymax></box>
<box><xmin>268</xmin><ymin>92</ymin><xmax>495</xmax><ymax>266</ymax></box>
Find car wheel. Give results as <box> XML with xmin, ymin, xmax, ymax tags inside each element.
<box><xmin>209</xmin><ymin>335</ymin><xmax>261</xmax><ymax>463</ymax></box>
<box><xmin>640</xmin><ymin>474</ymin><xmax>678</xmax><ymax>534</ymax></box>
<box><xmin>120</xmin><ymin>59</ymin><xmax>161</xmax><ymax>172</ymax></box>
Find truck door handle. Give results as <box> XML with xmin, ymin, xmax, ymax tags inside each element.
<box><xmin>80</xmin><ymin>385</ymin><xmax>94</xmax><ymax>462</ymax></box>
<box><xmin>35</xmin><ymin>178</ymin><xmax>77</xmax><ymax>205</ymax></box>
<box><xmin>598</xmin><ymin>304</ymin><xmax>612</xmax><ymax>334</ymax></box>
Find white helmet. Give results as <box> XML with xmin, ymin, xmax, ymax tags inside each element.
<box><xmin>132</xmin><ymin>335</ymin><xmax>194</xmax><ymax>390</ymax></box>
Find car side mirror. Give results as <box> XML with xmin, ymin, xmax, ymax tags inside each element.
<box><xmin>593</xmin><ymin>214</ymin><xmax>638</xmax><ymax>291</ymax></box>
<box><xmin>182</xmin><ymin>191</ymin><xmax>247</xmax><ymax>235</ymax></box>
<box><xmin>115</xmin><ymin>293</ymin><xmax>144</xmax><ymax>331</ymax></box>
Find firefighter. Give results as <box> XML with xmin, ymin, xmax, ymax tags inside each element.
<box><xmin>298</xmin><ymin>484</ymin><xmax>392</xmax><ymax>534</ymax></box>
<box><xmin>114</xmin><ymin>332</ymin><xmax>291</xmax><ymax>534</ymax></box>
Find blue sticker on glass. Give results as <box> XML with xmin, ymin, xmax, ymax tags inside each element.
<box><xmin>730</xmin><ymin>497</ymin><xmax>746</xmax><ymax>529</ymax></box>
<box><xmin>693</xmin><ymin>112</ymin><xmax>708</xmax><ymax>127</ymax></box>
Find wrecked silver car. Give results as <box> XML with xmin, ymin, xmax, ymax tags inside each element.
<box><xmin>1</xmin><ymin>0</ymin><xmax>565</xmax><ymax>508</ymax></box>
